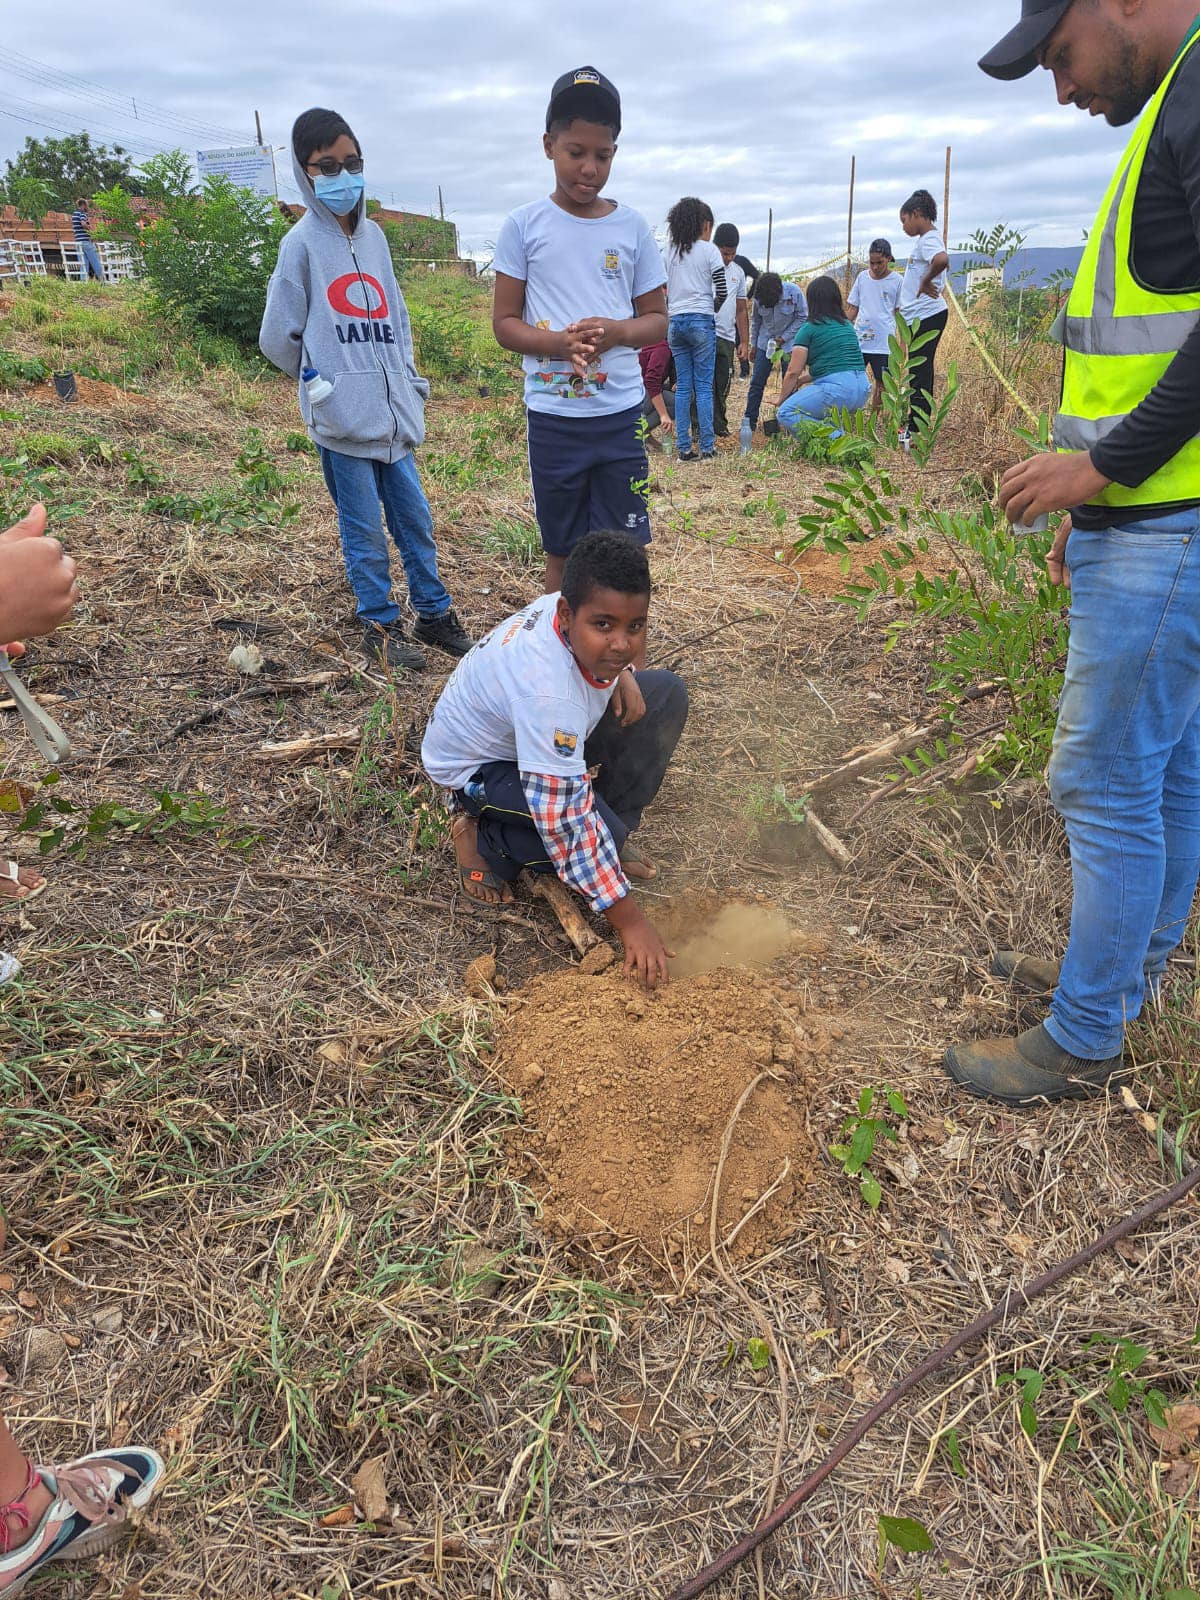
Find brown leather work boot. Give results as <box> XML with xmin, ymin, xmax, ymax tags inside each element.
<box><xmin>990</xmin><ymin>950</ymin><xmax>1061</xmax><ymax>994</ymax></box>
<box><xmin>943</xmin><ymin>1022</ymin><xmax>1126</xmax><ymax>1106</ymax></box>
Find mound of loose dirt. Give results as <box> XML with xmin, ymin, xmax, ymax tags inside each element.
<box><xmin>31</xmin><ymin>374</ymin><xmax>148</xmax><ymax>409</ymax></box>
<box><xmin>497</xmin><ymin>966</ymin><xmax>835</xmax><ymax>1263</ymax></box>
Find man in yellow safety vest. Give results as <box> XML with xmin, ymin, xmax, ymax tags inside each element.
<box><xmin>946</xmin><ymin>0</ymin><xmax>1200</xmax><ymax>1103</ymax></box>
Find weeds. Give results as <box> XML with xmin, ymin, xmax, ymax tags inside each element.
<box><xmin>842</xmin><ymin>504</ymin><xmax>1069</xmax><ymax>774</ymax></box>
<box><xmin>481</xmin><ymin>515</ymin><xmax>542</xmax><ymax>566</ymax></box>
<box><xmin>10</xmin><ymin>772</ymin><xmax>260</xmax><ymax>859</ymax></box>
<box><xmin>829</xmin><ymin>1085</ymin><xmax>908</xmax><ymax>1210</ymax></box>
<box><xmin>0</xmin><ymin>348</ymin><xmax>48</xmax><ymax>387</ymax></box>
<box><xmin>146</xmin><ymin>430</ymin><xmax>298</xmax><ymax>529</ymax></box>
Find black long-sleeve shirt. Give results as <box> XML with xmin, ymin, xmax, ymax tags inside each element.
<box><xmin>1074</xmin><ymin>33</ymin><xmax>1200</xmax><ymax>528</ymax></box>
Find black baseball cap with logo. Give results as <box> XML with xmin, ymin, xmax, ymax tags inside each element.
<box><xmin>979</xmin><ymin>0</ymin><xmax>1075</xmax><ymax>80</ymax></box>
<box><xmin>546</xmin><ymin>66</ymin><xmax>622</xmax><ymax>135</ymax></box>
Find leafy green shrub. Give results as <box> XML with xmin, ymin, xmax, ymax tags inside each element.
<box><xmin>380</xmin><ymin>215</ymin><xmax>458</xmax><ymax>270</ymax></box>
<box><xmin>779</xmin><ymin>416</ymin><xmax>875</xmax><ymax>468</ymax></box>
<box><xmin>841</xmin><ymin>508</ymin><xmax>1069</xmax><ymax>775</ymax></box>
<box><xmin>94</xmin><ymin>151</ymin><xmax>287</xmax><ymax>348</ymax></box>
<box><xmin>0</xmin><ymin>349</ymin><xmax>49</xmax><ymax>388</ymax></box>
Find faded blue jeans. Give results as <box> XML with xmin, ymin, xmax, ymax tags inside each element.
<box><xmin>318</xmin><ymin>447</ymin><xmax>452</xmax><ymax>626</ymax></box>
<box><xmin>668</xmin><ymin>312</ymin><xmax>716</xmax><ymax>456</ymax></box>
<box><xmin>777</xmin><ymin>368</ymin><xmax>871</xmax><ymax>437</ymax></box>
<box><xmin>1047</xmin><ymin>508</ymin><xmax>1200</xmax><ymax>1058</ymax></box>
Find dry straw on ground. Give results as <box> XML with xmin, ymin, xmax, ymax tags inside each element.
<box><xmin>0</xmin><ymin>281</ymin><xmax>1196</xmax><ymax>1599</ymax></box>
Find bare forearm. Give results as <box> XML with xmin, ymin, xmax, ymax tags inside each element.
<box><xmin>625</xmin><ymin>311</ymin><xmax>667</xmax><ymax>350</ymax></box>
<box><xmin>494</xmin><ymin>316</ymin><xmax>566</xmax><ymax>359</ymax></box>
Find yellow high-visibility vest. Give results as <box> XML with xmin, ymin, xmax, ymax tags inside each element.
<box><xmin>1054</xmin><ymin>31</ymin><xmax>1200</xmax><ymax>509</ymax></box>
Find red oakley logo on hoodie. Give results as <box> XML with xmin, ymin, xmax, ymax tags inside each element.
<box><xmin>327</xmin><ymin>273</ymin><xmax>395</xmax><ymax>345</ymax></box>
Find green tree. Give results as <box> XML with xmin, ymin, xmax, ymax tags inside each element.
<box><xmin>94</xmin><ymin>150</ymin><xmax>286</xmax><ymax>347</ymax></box>
<box><xmin>1</xmin><ymin>131</ymin><xmax>144</xmax><ymax>211</ymax></box>
<box><xmin>7</xmin><ymin>176</ymin><xmax>56</xmax><ymax>231</ymax></box>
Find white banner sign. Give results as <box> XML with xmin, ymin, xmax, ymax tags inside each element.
<box><xmin>196</xmin><ymin>145</ymin><xmax>276</xmax><ymax>196</ymax></box>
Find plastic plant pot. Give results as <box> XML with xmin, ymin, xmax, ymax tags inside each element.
<box><xmin>52</xmin><ymin>371</ymin><xmax>77</xmax><ymax>402</ymax></box>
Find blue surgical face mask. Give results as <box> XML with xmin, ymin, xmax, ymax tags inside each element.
<box><xmin>314</xmin><ymin>171</ymin><xmax>364</xmax><ymax>216</ymax></box>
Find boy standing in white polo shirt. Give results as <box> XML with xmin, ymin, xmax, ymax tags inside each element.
<box><xmin>492</xmin><ymin>68</ymin><xmax>667</xmax><ymax>593</ymax></box>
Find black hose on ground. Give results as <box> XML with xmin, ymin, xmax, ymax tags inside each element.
<box><xmin>666</xmin><ymin>1150</ymin><xmax>1200</xmax><ymax>1600</ymax></box>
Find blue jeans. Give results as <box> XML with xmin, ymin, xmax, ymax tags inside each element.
<box><xmin>318</xmin><ymin>448</ymin><xmax>452</xmax><ymax>626</ymax></box>
<box><xmin>777</xmin><ymin>369</ymin><xmax>871</xmax><ymax>436</ymax></box>
<box><xmin>668</xmin><ymin>313</ymin><xmax>716</xmax><ymax>455</ymax></box>
<box><xmin>744</xmin><ymin>347</ymin><xmax>786</xmax><ymax>429</ymax></box>
<box><xmin>1047</xmin><ymin>508</ymin><xmax>1200</xmax><ymax>1058</ymax></box>
<box><xmin>80</xmin><ymin>241</ymin><xmax>105</xmax><ymax>281</ymax></box>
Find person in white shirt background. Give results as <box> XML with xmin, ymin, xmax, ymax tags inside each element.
<box><xmin>847</xmin><ymin>237</ymin><xmax>903</xmax><ymax>413</ymax></box>
<box><xmin>661</xmin><ymin>197</ymin><xmax>728</xmax><ymax>460</ymax></box>
<box><xmin>712</xmin><ymin>223</ymin><xmax>750</xmax><ymax>436</ymax></box>
<box><xmin>898</xmin><ymin>189</ymin><xmax>951</xmax><ymax>445</ymax></box>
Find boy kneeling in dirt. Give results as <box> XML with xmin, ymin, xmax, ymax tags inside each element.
<box><xmin>421</xmin><ymin>531</ymin><xmax>686</xmax><ymax>989</ymax></box>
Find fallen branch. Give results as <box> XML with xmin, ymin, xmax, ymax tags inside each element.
<box><xmin>804</xmin><ymin>805</ymin><xmax>852</xmax><ymax>871</ymax></box>
<box><xmin>666</xmin><ymin>1129</ymin><xmax>1200</xmax><ymax>1599</ymax></box>
<box><xmin>253</xmin><ymin>727</ymin><xmax>363</xmax><ymax>761</ymax></box>
<box><xmin>169</xmin><ymin>670</ymin><xmax>351</xmax><ymax>739</ymax></box>
<box><xmin>842</xmin><ymin>720</ymin><xmax>1007</xmax><ymax>828</ymax></box>
<box><xmin>520</xmin><ymin>869</ymin><xmax>599</xmax><ymax>955</ymax></box>
<box><xmin>799</xmin><ymin>723</ymin><xmax>946</xmax><ymax>805</ymax></box>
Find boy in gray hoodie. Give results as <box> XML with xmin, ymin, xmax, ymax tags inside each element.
<box><xmin>260</xmin><ymin>107</ymin><xmax>471</xmax><ymax>670</ymax></box>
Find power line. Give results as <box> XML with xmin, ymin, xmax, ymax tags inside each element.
<box><xmin>0</xmin><ymin>46</ymin><xmax>250</xmax><ymax>146</ymax></box>
<box><xmin>0</xmin><ymin>90</ymin><xmax>176</xmax><ymax>160</ymax></box>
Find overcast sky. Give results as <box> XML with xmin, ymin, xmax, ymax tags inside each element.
<box><xmin>1</xmin><ymin>1</ymin><xmax>1127</xmax><ymax>267</ymax></box>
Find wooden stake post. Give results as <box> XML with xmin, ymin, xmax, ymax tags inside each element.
<box><xmin>845</xmin><ymin>155</ymin><xmax>856</xmax><ymax>293</ymax></box>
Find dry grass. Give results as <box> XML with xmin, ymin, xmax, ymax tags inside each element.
<box><xmin>0</xmin><ymin>279</ymin><xmax>1196</xmax><ymax>1600</ymax></box>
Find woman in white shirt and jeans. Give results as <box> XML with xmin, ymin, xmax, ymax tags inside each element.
<box><xmin>662</xmin><ymin>197</ymin><xmax>727</xmax><ymax>460</ymax></box>
<box><xmin>898</xmin><ymin>188</ymin><xmax>951</xmax><ymax>444</ymax></box>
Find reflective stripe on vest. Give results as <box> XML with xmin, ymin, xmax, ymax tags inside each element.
<box><xmin>1053</xmin><ymin>30</ymin><xmax>1200</xmax><ymax>510</ymax></box>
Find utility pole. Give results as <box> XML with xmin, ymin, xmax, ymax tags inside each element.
<box><xmin>943</xmin><ymin>145</ymin><xmax>952</xmax><ymax>245</ymax></box>
<box><xmin>766</xmin><ymin>207</ymin><xmax>773</xmax><ymax>271</ymax></box>
<box><xmin>438</xmin><ymin>185</ymin><xmax>445</xmax><ymax>222</ymax></box>
<box><xmin>255</xmin><ymin>111</ymin><xmax>279</xmax><ymax>201</ymax></box>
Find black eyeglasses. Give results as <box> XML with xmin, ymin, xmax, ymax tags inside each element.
<box><xmin>306</xmin><ymin>155</ymin><xmax>364</xmax><ymax>177</ymax></box>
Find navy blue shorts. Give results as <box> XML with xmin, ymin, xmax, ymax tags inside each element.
<box><xmin>863</xmin><ymin>352</ymin><xmax>889</xmax><ymax>382</ymax></box>
<box><xmin>526</xmin><ymin>402</ymin><xmax>651</xmax><ymax>558</ymax></box>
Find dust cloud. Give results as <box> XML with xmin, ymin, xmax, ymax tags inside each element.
<box><xmin>669</xmin><ymin>902</ymin><xmax>793</xmax><ymax>978</ymax></box>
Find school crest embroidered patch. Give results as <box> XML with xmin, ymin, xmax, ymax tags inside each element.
<box><xmin>553</xmin><ymin>729</ymin><xmax>579</xmax><ymax>755</ymax></box>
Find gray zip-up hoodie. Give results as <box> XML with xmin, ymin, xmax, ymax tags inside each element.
<box><xmin>259</xmin><ymin>151</ymin><xmax>429</xmax><ymax>462</ymax></box>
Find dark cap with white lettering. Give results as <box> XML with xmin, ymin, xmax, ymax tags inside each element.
<box><xmin>979</xmin><ymin>0</ymin><xmax>1074</xmax><ymax>80</ymax></box>
<box><xmin>546</xmin><ymin>66</ymin><xmax>621</xmax><ymax>135</ymax></box>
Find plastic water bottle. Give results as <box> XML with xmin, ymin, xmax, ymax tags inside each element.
<box><xmin>301</xmin><ymin>367</ymin><xmax>333</xmax><ymax>405</ymax></box>
<box><xmin>739</xmin><ymin>417</ymin><xmax>753</xmax><ymax>456</ymax></box>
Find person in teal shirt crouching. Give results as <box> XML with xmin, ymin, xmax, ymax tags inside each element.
<box><xmin>764</xmin><ymin>275</ymin><xmax>870</xmax><ymax>439</ymax></box>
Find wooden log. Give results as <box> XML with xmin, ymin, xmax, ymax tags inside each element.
<box><xmin>253</xmin><ymin>727</ymin><xmax>363</xmax><ymax>761</ymax></box>
<box><xmin>520</xmin><ymin>869</ymin><xmax>599</xmax><ymax>955</ymax></box>
<box><xmin>805</xmin><ymin>805</ymin><xmax>853</xmax><ymax>871</ymax></box>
